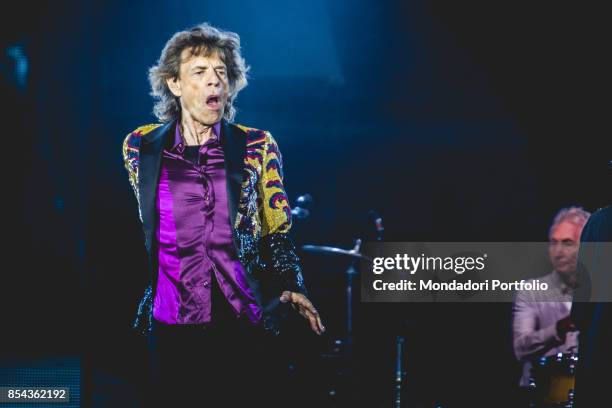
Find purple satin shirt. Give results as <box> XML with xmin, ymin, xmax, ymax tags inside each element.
<box><xmin>152</xmin><ymin>122</ymin><xmax>262</xmax><ymax>325</ymax></box>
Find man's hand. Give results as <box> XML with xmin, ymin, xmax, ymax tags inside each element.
<box><xmin>280</xmin><ymin>291</ymin><xmax>325</xmax><ymax>335</ymax></box>
<box><xmin>556</xmin><ymin>315</ymin><xmax>577</xmax><ymax>339</ymax></box>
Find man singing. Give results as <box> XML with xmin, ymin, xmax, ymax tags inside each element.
<box><xmin>122</xmin><ymin>22</ymin><xmax>324</xmax><ymax>406</ymax></box>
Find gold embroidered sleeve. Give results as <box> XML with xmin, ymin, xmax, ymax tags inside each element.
<box><xmin>258</xmin><ymin>132</ymin><xmax>292</xmax><ymax>236</ymax></box>
<box><xmin>122</xmin><ymin>132</ymin><xmax>139</xmax><ymax>203</ymax></box>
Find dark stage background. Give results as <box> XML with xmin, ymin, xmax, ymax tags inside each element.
<box><xmin>1</xmin><ymin>0</ymin><xmax>609</xmax><ymax>407</ymax></box>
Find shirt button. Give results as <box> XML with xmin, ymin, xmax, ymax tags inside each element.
<box><xmin>203</xmin><ymin>280</ymin><xmax>210</xmax><ymax>288</ymax></box>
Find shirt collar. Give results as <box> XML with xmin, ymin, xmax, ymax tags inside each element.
<box><xmin>551</xmin><ymin>270</ymin><xmax>574</xmax><ymax>295</ymax></box>
<box><xmin>171</xmin><ymin>121</ymin><xmax>221</xmax><ymax>153</ymax></box>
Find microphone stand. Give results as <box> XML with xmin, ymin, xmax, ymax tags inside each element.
<box><xmin>369</xmin><ymin>211</ymin><xmax>407</xmax><ymax>407</ymax></box>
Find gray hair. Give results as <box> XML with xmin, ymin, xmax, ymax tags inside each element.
<box><xmin>549</xmin><ymin>206</ymin><xmax>591</xmax><ymax>238</ymax></box>
<box><xmin>148</xmin><ymin>23</ymin><xmax>249</xmax><ymax>123</ymax></box>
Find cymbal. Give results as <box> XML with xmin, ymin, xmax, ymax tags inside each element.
<box><xmin>301</xmin><ymin>244</ymin><xmax>372</xmax><ymax>261</ymax></box>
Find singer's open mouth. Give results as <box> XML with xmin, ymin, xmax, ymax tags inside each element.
<box><xmin>206</xmin><ymin>95</ymin><xmax>221</xmax><ymax>110</ymax></box>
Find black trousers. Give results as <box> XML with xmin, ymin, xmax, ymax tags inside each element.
<box><xmin>145</xmin><ymin>281</ymin><xmax>282</xmax><ymax>408</ymax></box>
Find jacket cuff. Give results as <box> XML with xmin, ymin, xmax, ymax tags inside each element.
<box><xmin>259</xmin><ymin>233</ymin><xmax>308</xmax><ymax>296</ymax></box>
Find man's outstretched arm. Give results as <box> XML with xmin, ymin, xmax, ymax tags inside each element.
<box><xmin>257</xmin><ymin>131</ymin><xmax>325</xmax><ymax>335</ymax></box>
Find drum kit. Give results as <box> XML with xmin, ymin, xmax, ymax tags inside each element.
<box><xmin>302</xmin><ymin>231</ymin><xmax>414</xmax><ymax>408</ymax></box>
<box><xmin>301</xmin><ymin>237</ymin><xmax>369</xmax><ymax>404</ymax></box>
<box><xmin>528</xmin><ymin>352</ymin><xmax>578</xmax><ymax>408</ymax></box>
<box><xmin>295</xmin><ymin>195</ymin><xmax>380</xmax><ymax>348</ymax></box>
<box><xmin>302</xmin><ymin>241</ymin><xmax>579</xmax><ymax>407</ymax></box>
<box><xmin>295</xmin><ymin>195</ymin><xmax>582</xmax><ymax>408</ymax></box>
<box><xmin>302</xmin><ymin>239</ymin><xmax>371</xmax><ymax>350</ymax></box>
<box><xmin>295</xmin><ymin>195</ymin><xmax>408</xmax><ymax>406</ymax></box>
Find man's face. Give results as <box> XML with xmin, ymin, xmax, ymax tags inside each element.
<box><xmin>166</xmin><ymin>48</ymin><xmax>229</xmax><ymax>125</ymax></box>
<box><xmin>548</xmin><ymin>221</ymin><xmax>582</xmax><ymax>276</ymax></box>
